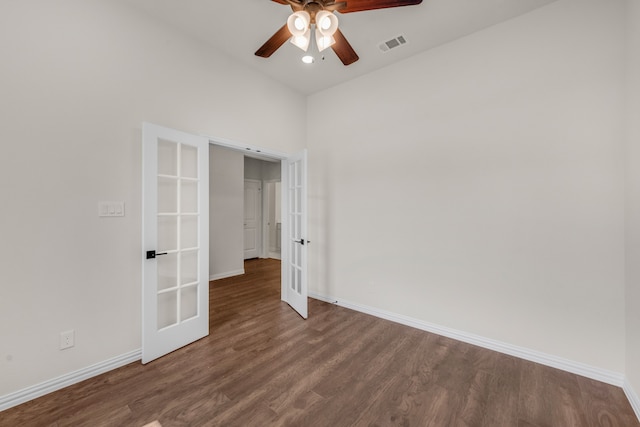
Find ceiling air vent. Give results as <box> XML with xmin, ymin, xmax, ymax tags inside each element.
<box><xmin>379</xmin><ymin>35</ymin><xmax>407</xmax><ymax>53</ymax></box>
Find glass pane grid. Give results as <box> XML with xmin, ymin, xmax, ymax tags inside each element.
<box><xmin>179</xmin><ymin>280</ymin><xmax>199</xmax><ymax>288</ymax></box>
<box><xmin>181</xmin><ymin>144</ymin><xmax>198</xmax><ymax>179</ymax></box>
<box><xmin>158</xmin><ymin>139</ymin><xmax>178</xmax><ymax>176</ymax></box>
<box><xmin>158</xmin><ymin>216</ymin><xmax>178</xmax><ymax>252</ymax></box>
<box><xmin>181</xmin><ymin>216</ymin><xmax>198</xmax><ymax>249</ymax></box>
<box><xmin>158</xmin><ymin>290</ymin><xmax>178</xmax><ymax>329</ymax></box>
<box><xmin>157</xmin><ymin>252</ymin><xmax>178</xmax><ymax>291</ymax></box>
<box><xmin>155</xmin><ymin>141</ymin><xmax>202</xmax><ymax>331</ymax></box>
<box><xmin>181</xmin><ymin>181</ymin><xmax>198</xmax><ymax>214</ymax></box>
<box><xmin>180</xmin><ymin>284</ymin><xmax>198</xmax><ymax>321</ymax></box>
<box><xmin>180</xmin><ymin>250</ymin><xmax>198</xmax><ymax>286</ymax></box>
<box><xmin>289</xmin><ymin>163</ymin><xmax>295</xmax><ymax>185</ymax></box>
<box><xmin>158</xmin><ymin>176</ymin><xmax>178</xmax><ymax>214</ymax></box>
<box><xmin>295</xmin><ymin>161</ymin><xmax>302</xmax><ymax>186</ymax></box>
<box><xmin>158</xmin><ymin>173</ymin><xmax>179</xmax><ymax>179</ymax></box>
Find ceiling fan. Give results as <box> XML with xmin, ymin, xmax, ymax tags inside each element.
<box><xmin>255</xmin><ymin>0</ymin><xmax>423</xmax><ymax>66</ymax></box>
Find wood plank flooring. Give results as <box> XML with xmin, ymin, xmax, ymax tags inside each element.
<box><xmin>1</xmin><ymin>258</ymin><xmax>638</xmax><ymax>426</ymax></box>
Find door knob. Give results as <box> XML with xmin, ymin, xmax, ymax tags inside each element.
<box><xmin>146</xmin><ymin>250</ymin><xmax>168</xmax><ymax>259</ymax></box>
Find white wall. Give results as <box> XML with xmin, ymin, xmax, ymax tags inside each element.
<box><xmin>625</xmin><ymin>0</ymin><xmax>640</xmax><ymax>403</ymax></box>
<box><xmin>244</xmin><ymin>157</ymin><xmax>263</xmax><ymax>181</ymax></box>
<box><xmin>262</xmin><ymin>161</ymin><xmax>282</xmax><ymax>182</ymax></box>
<box><xmin>307</xmin><ymin>0</ymin><xmax>627</xmax><ymax>373</ymax></box>
<box><xmin>210</xmin><ymin>146</ymin><xmax>244</xmax><ymax>279</ymax></box>
<box><xmin>0</xmin><ymin>0</ymin><xmax>305</xmax><ymax>397</ymax></box>
<box><xmin>244</xmin><ymin>157</ymin><xmax>281</xmax><ymax>181</ymax></box>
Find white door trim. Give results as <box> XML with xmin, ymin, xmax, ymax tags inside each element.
<box><xmin>205</xmin><ymin>135</ymin><xmax>289</xmax><ymax>161</ymax></box>
<box><xmin>203</xmin><ymin>134</ymin><xmax>306</xmax><ymax>318</ymax></box>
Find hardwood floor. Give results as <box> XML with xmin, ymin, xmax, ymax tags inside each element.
<box><xmin>1</xmin><ymin>258</ymin><xmax>638</xmax><ymax>426</ymax></box>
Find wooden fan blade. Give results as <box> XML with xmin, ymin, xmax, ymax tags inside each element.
<box><xmin>271</xmin><ymin>0</ymin><xmax>304</xmax><ymax>10</ymax></box>
<box><xmin>331</xmin><ymin>29</ymin><xmax>359</xmax><ymax>65</ymax></box>
<box><xmin>338</xmin><ymin>0</ymin><xmax>422</xmax><ymax>13</ymax></box>
<box><xmin>255</xmin><ymin>24</ymin><xmax>292</xmax><ymax>58</ymax></box>
<box><xmin>324</xmin><ymin>2</ymin><xmax>348</xmax><ymax>12</ymax></box>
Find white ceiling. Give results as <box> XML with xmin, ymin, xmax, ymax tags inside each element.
<box><xmin>120</xmin><ymin>0</ymin><xmax>557</xmax><ymax>95</ymax></box>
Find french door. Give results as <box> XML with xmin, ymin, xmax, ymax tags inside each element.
<box><xmin>142</xmin><ymin>123</ymin><xmax>209</xmax><ymax>364</ymax></box>
<box><xmin>282</xmin><ymin>150</ymin><xmax>308</xmax><ymax>319</ymax></box>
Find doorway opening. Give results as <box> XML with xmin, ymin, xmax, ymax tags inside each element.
<box><xmin>243</xmin><ymin>156</ymin><xmax>281</xmax><ymax>261</ymax></box>
<box><xmin>142</xmin><ymin>123</ymin><xmax>308</xmax><ymax>365</ymax></box>
<box><xmin>207</xmin><ymin>138</ymin><xmax>307</xmax><ymax>319</ymax></box>
<box><xmin>209</xmin><ymin>138</ymin><xmax>309</xmax><ymax>319</ymax></box>
<box><xmin>209</xmin><ymin>145</ymin><xmax>283</xmax><ymax>277</ymax></box>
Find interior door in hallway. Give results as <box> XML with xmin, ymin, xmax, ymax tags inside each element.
<box><xmin>244</xmin><ymin>179</ymin><xmax>261</xmax><ymax>259</ymax></box>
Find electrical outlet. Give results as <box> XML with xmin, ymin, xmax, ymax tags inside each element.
<box><xmin>60</xmin><ymin>330</ymin><xmax>75</xmax><ymax>350</ymax></box>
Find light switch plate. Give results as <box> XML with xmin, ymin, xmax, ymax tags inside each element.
<box><xmin>99</xmin><ymin>201</ymin><xmax>125</xmax><ymax>217</ymax></box>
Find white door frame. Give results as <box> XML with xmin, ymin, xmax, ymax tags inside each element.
<box><xmin>205</xmin><ymin>135</ymin><xmax>306</xmax><ymax>316</ymax></box>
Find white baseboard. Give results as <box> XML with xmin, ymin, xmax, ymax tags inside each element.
<box><xmin>308</xmin><ymin>292</ymin><xmax>625</xmax><ymax>387</ymax></box>
<box><xmin>0</xmin><ymin>349</ymin><xmax>141</xmax><ymax>412</ymax></box>
<box><xmin>624</xmin><ymin>379</ymin><xmax>640</xmax><ymax>422</ymax></box>
<box><xmin>3</xmin><ymin>297</ymin><xmax>636</xmax><ymax>420</ymax></box>
<box><xmin>209</xmin><ymin>269</ymin><xmax>244</xmax><ymax>281</ymax></box>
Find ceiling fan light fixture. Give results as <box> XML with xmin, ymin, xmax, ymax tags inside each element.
<box><xmin>257</xmin><ymin>0</ymin><xmax>424</xmax><ymax>66</ymax></box>
<box><xmin>290</xmin><ymin>28</ymin><xmax>311</xmax><ymax>51</ymax></box>
<box><xmin>315</xmin><ymin>29</ymin><xmax>335</xmax><ymax>52</ymax></box>
<box><xmin>315</xmin><ymin>11</ymin><xmax>338</xmax><ymax>36</ymax></box>
<box><xmin>287</xmin><ymin>11</ymin><xmax>311</xmax><ymax>36</ymax></box>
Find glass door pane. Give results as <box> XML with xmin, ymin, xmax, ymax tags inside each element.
<box><xmin>156</xmin><ymin>141</ymin><xmax>200</xmax><ymax>331</ymax></box>
<box><xmin>289</xmin><ymin>160</ymin><xmax>303</xmax><ymax>296</ymax></box>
